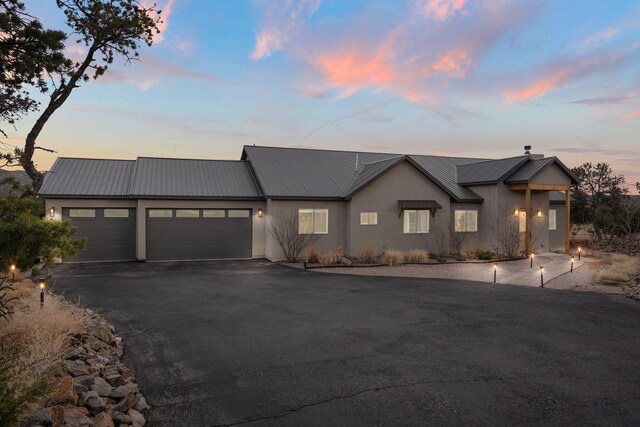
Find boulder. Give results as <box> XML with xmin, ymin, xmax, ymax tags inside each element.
<box><xmin>119</xmin><ymin>366</ymin><xmax>135</xmax><ymax>381</ymax></box>
<box><xmin>133</xmin><ymin>395</ymin><xmax>150</xmax><ymax>413</ymax></box>
<box><xmin>79</xmin><ymin>391</ymin><xmax>106</xmax><ymax>415</ymax></box>
<box><xmin>49</xmin><ymin>377</ymin><xmax>77</xmax><ymax>406</ymax></box>
<box><xmin>90</xmin><ymin>325</ymin><xmax>113</xmax><ymax>343</ymax></box>
<box><xmin>73</xmin><ymin>375</ymin><xmax>95</xmax><ymax>389</ymax></box>
<box><xmin>63</xmin><ymin>407</ymin><xmax>93</xmax><ymax>427</ymax></box>
<box><xmin>340</xmin><ymin>256</ymin><xmax>353</xmax><ymax>266</ymax></box>
<box><xmin>25</xmin><ymin>410</ymin><xmax>53</xmax><ymax>427</ymax></box>
<box><xmin>128</xmin><ymin>409</ymin><xmax>145</xmax><ymax>427</ymax></box>
<box><xmin>91</xmin><ymin>377</ymin><xmax>114</xmax><ymax>397</ymax></box>
<box><xmin>111</xmin><ymin>411</ymin><xmax>131</xmax><ymax>427</ymax></box>
<box><xmin>49</xmin><ymin>405</ymin><xmax>65</xmax><ymax>427</ymax></box>
<box><xmin>110</xmin><ymin>392</ymin><xmax>139</xmax><ymax>415</ymax></box>
<box><xmin>65</xmin><ymin>360</ymin><xmax>90</xmax><ymax>377</ymax></box>
<box><xmin>93</xmin><ymin>412</ymin><xmax>115</xmax><ymax>427</ymax></box>
<box><xmin>110</xmin><ymin>382</ymin><xmax>138</xmax><ymax>399</ymax></box>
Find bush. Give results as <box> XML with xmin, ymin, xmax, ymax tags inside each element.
<box><xmin>405</xmin><ymin>249</ymin><xmax>428</xmax><ymax>263</ymax></box>
<box><xmin>475</xmin><ymin>250</ymin><xmax>495</xmax><ymax>260</ymax></box>
<box><xmin>320</xmin><ymin>247</ymin><xmax>344</xmax><ymax>266</ymax></box>
<box><xmin>358</xmin><ymin>245</ymin><xmax>376</xmax><ymax>264</ymax></box>
<box><xmin>382</xmin><ymin>250</ymin><xmax>403</xmax><ymax>266</ymax></box>
<box><xmin>594</xmin><ymin>254</ymin><xmax>640</xmax><ymax>285</ymax></box>
<box><xmin>306</xmin><ymin>247</ymin><xmax>320</xmax><ymax>264</ymax></box>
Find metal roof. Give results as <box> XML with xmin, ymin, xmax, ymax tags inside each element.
<box><xmin>38</xmin><ymin>158</ymin><xmax>135</xmax><ymax>197</ymax></box>
<box><xmin>242</xmin><ymin>146</ymin><xmax>485</xmax><ymax>202</ymax></box>
<box><xmin>129</xmin><ymin>157</ymin><xmax>263</xmax><ymax>198</ymax></box>
<box><xmin>457</xmin><ymin>156</ymin><xmax>528</xmax><ymax>185</ymax></box>
<box><xmin>398</xmin><ymin>200</ymin><xmax>443</xmax><ymax>209</ymax></box>
<box><xmin>504</xmin><ymin>157</ymin><xmax>578</xmax><ymax>184</ymax></box>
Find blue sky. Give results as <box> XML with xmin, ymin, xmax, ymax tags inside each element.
<box><xmin>8</xmin><ymin>0</ymin><xmax>640</xmax><ymax>186</ymax></box>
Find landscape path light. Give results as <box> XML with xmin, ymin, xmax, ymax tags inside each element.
<box><xmin>578</xmin><ymin>247</ymin><xmax>582</xmax><ymax>261</ymax></box>
<box><xmin>571</xmin><ymin>256</ymin><xmax>574</xmax><ymax>273</ymax></box>
<box><xmin>10</xmin><ymin>264</ymin><xmax>16</xmax><ymax>279</ymax></box>
<box><xmin>493</xmin><ymin>263</ymin><xmax>497</xmax><ymax>283</ymax></box>
<box><xmin>39</xmin><ymin>278</ymin><xmax>45</xmax><ymax>308</ymax></box>
<box><xmin>530</xmin><ymin>253</ymin><xmax>534</xmax><ymax>268</ymax></box>
<box><xmin>540</xmin><ymin>266</ymin><xmax>544</xmax><ymax>288</ymax></box>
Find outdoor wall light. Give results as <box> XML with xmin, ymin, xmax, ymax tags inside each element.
<box><xmin>39</xmin><ymin>278</ymin><xmax>45</xmax><ymax>308</ymax></box>
<box><xmin>514</xmin><ymin>208</ymin><xmax>519</xmax><ymax>216</ymax></box>
<box><xmin>258</xmin><ymin>208</ymin><xmax>263</xmax><ymax>218</ymax></box>
<box><xmin>537</xmin><ymin>209</ymin><xmax>542</xmax><ymax>218</ymax></box>
<box><xmin>49</xmin><ymin>207</ymin><xmax>55</xmax><ymax>218</ymax></box>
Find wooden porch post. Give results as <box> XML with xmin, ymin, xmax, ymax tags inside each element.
<box><xmin>525</xmin><ymin>186</ymin><xmax>532</xmax><ymax>256</ymax></box>
<box><xmin>565</xmin><ymin>188</ymin><xmax>571</xmax><ymax>254</ymax></box>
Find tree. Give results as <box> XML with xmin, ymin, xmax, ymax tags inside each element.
<box><xmin>1</xmin><ymin>0</ymin><xmax>161</xmax><ymax>192</ymax></box>
<box><xmin>0</xmin><ymin>196</ymin><xmax>83</xmax><ymax>272</ymax></box>
<box><xmin>269</xmin><ymin>211</ymin><xmax>322</xmax><ymax>262</ymax></box>
<box><xmin>570</xmin><ymin>162</ymin><xmax>627</xmax><ymax>232</ymax></box>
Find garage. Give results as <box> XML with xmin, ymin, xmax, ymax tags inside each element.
<box><xmin>63</xmin><ymin>207</ymin><xmax>137</xmax><ymax>262</ymax></box>
<box><xmin>146</xmin><ymin>208</ymin><xmax>252</xmax><ymax>261</ymax></box>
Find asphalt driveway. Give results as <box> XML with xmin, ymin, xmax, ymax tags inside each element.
<box><xmin>53</xmin><ymin>260</ymin><xmax>640</xmax><ymax>426</ymax></box>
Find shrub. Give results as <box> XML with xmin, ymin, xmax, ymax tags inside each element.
<box><xmin>382</xmin><ymin>250</ymin><xmax>403</xmax><ymax>266</ymax></box>
<box><xmin>358</xmin><ymin>245</ymin><xmax>376</xmax><ymax>264</ymax></box>
<box><xmin>594</xmin><ymin>254</ymin><xmax>640</xmax><ymax>285</ymax></box>
<box><xmin>0</xmin><ymin>277</ymin><xmax>18</xmax><ymax>320</ymax></box>
<box><xmin>405</xmin><ymin>249</ymin><xmax>428</xmax><ymax>263</ymax></box>
<box><xmin>306</xmin><ymin>247</ymin><xmax>320</xmax><ymax>264</ymax></box>
<box><xmin>320</xmin><ymin>247</ymin><xmax>344</xmax><ymax>265</ymax></box>
<box><xmin>475</xmin><ymin>250</ymin><xmax>495</xmax><ymax>260</ymax></box>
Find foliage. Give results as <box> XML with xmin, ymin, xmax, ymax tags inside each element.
<box><xmin>269</xmin><ymin>211</ymin><xmax>322</xmax><ymax>262</ymax></box>
<box><xmin>593</xmin><ymin>254</ymin><xmax>640</xmax><ymax>285</ymax></box>
<box><xmin>306</xmin><ymin>247</ymin><xmax>320</xmax><ymax>263</ymax></box>
<box><xmin>405</xmin><ymin>249</ymin><xmax>428</xmax><ymax>263</ymax></box>
<box><xmin>491</xmin><ymin>204</ymin><xmax>520</xmax><ymax>258</ymax></box>
<box><xmin>357</xmin><ymin>245</ymin><xmax>376</xmax><ymax>264</ymax></box>
<box><xmin>1</xmin><ymin>0</ymin><xmax>161</xmax><ymax>192</ymax></box>
<box><xmin>0</xmin><ymin>277</ymin><xmax>17</xmax><ymax>320</ymax></box>
<box><xmin>382</xmin><ymin>250</ymin><xmax>403</xmax><ymax>266</ymax></box>
<box><xmin>320</xmin><ymin>247</ymin><xmax>344</xmax><ymax>266</ymax></box>
<box><xmin>475</xmin><ymin>250</ymin><xmax>495</xmax><ymax>260</ymax></box>
<box><xmin>0</xmin><ymin>196</ymin><xmax>83</xmax><ymax>272</ymax></box>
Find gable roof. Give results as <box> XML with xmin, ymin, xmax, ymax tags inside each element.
<box><xmin>242</xmin><ymin>146</ymin><xmax>484</xmax><ymax>202</ymax></box>
<box><xmin>504</xmin><ymin>157</ymin><xmax>578</xmax><ymax>185</ymax></box>
<box><xmin>457</xmin><ymin>156</ymin><xmax>528</xmax><ymax>185</ymax></box>
<box><xmin>39</xmin><ymin>158</ymin><xmax>136</xmax><ymax>197</ymax></box>
<box><xmin>129</xmin><ymin>157</ymin><xmax>263</xmax><ymax>199</ymax></box>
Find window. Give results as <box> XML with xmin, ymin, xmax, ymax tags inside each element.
<box><xmin>69</xmin><ymin>209</ymin><xmax>95</xmax><ymax>218</ymax></box>
<box><xmin>519</xmin><ymin>211</ymin><xmax>526</xmax><ymax>232</ymax></box>
<box><xmin>298</xmin><ymin>209</ymin><xmax>328</xmax><ymax>234</ymax></box>
<box><xmin>228</xmin><ymin>210</ymin><xmax>250</xmax><ymax>218</ymax></box>
<box><xmin>149</xmin><ymin>209</ymin><xmax>173</xmax><ymax>218</ymax></box>
<box><xmin>403</xmin><ymin>210</ymin><xmax>429</xmax><ymax>234</ymax></box>
<box><xmin>104</xmin><ymin>209</ymin><xmax>129</xmax><ymax>218</ymax></box>
<box><xmin>203</xmin><ymin>210</ymin><xmax>225</xmax><ymax>218</ymax></box>
<box><xmin>360</xmin><ymin>212</ymin><xmax>378</xmax><ymax>225</ymax></box>
<box><xmin>549</xmin><ymin>209</ymin><xmax>557</xmax><ymax>230</ymax></box>
<box><xmin>176</xmin><ymin>209</ymin><xmax>200</xmax><ymax>218</ymax></box>
<box><xmin>454</xmin><ymin>210</ymin><xmax>478</xmax><ymax>232</ymax></box>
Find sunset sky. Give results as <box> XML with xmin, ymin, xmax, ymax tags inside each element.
<box><xmin>6</xmin><ymin>0</ymin><xmax>640</xmax><ymax>187</ymax></box>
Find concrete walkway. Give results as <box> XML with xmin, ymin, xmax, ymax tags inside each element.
<box><xmin>496</xmin><ymin>253</ymin><xmax>583</xmax><ymax>287</ymax></box>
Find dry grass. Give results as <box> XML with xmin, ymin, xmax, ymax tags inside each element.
<box><xmin>382</xmin><ymin>250</ymin><xmax>404</xmax><ymax>266</ymax></box>
<box><xmin>593</xmin><ymin>254</ymin><xmax>640</xmax><ymax>285</ymax></box>
<box><xmin>320</xmin><ymin>247</ymin><xmax>344</xmax><ymax>266</ymax></box>
<box><xmin>405</xmin><ymin>249</ymin><xmax>428</xmax><ymax>263</ymax></box>
<box><xmin>358</xmin><ymin>245</ymin><xmax>377</xmax><ymax>264</ymax></box>
<box><xmin>1</xmin><ymin>278</ymin><xmax>89</xmax><ymax>421</ymax></box>
<box><xmin>306</xmin><ymin>247</ymin><xmax>320</xmax><ymax>264</ymax></box>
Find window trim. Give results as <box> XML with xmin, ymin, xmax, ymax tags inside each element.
<box><xmin>360</xmin><ymin>212</ymin><xmax>378</xmax><ymax>226</ymax></box>
<box><xmin>298</xmin><ymin>208</ymin><xmax>329</xmax><ymax>235</ymax></box>
<box><xmin>454</xmin><ymin>210</ymin><xmax>478</xmax><ymax>233</ymax></box>
<box><xmin>549</xmin><ymin>209</ymin><xmax>557</xmax><ymax>231</ymax></box>
<box><xmin>402</xmin><ymin>209</ymin><xmax>430</xmax><ymax>234</ymax></box>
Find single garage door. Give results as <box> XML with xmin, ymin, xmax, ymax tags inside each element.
<box><xmin>63</xmin><ymin>208</ymin><xmax>136</xmax><ymax>262</ymax></box>
<box><xmin>146</xmin><ymin>208</ymin><xmax>252</xmax><ymax>261</ymax></box>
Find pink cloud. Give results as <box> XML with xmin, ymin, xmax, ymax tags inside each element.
<box><xmin>431</xmin><ymin>48</ymin><xmax>472</xmax><ymax>77</ymax></box>
<box><xmin>581</xmin><ymin>27</ymin><xmax>619</xmax><ymax>51</ymax></box>
<box><xmin>625</xmin><ymin>110</ymin><xmax>640</xmax><ymax>119</ymax></box>
<box><xmin>418</xmin><ymin>0</ymin><xmax>468</xmax><ymax>21</ymax></box>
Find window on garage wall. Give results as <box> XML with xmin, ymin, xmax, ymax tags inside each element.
<box><xmin>203</xmin><ymin>210</ymin><xmax>226</xmax><ymax>218</ymax></box>
<box><xmin>228</xmin><ymin>210</ymin><xmax>250</xmax><ymax>218</ymax></box>
<box><xmin>176</xmin><ymin>209</ymin><xmax>200</xmax><ymax>218</ymax></box>
<box><xmin>149</xmin><ymin>209</ymin><xmax>173</xmax><ymax>218</ymax></box>
<box><xmin>69</xmin><ymin>209</ymin><xmax>95</xmax><ymax>218</ymax></box>
<box><xmin>298</xmin><ymin>209</ymin><xmax>328</xmax><ymax>234</ymax></box>
<box><xmin>104</xmin><ymin>209</ymin><xmax>129</xmax><ymax>218</ymax></box>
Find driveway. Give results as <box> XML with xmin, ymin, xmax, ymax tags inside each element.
<box><xmin>53</xmin><ymin>260</ymin><xmax>640</xmax><ymax>426</ymax></box>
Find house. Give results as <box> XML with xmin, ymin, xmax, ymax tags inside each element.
<box><xmin>38</xmin><ymin>145</ymin><xmax>577</xmax><ymax>262</ymax></box>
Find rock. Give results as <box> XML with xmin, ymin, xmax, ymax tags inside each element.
<box><xmin>49</xmin><ymin>377</ymin><xmax>77</xmax><ymax>405</ymax></box>
<box><xmin>119</xmin><ymin>366</ymin><xmax>135</xmax><ymax>381</ymax></box>
<box><xmin>91</xmin><ymin>377</ymin><xmax>114</xmax><ymax>397</ymax></box>
<box><xmin>110</xmin><ymin>382</ymin><xmax>138</xmax><ymax>399</ymax></box>
<box><xmin>111</xmin><ymin>411</ymin><xmax>131</xmax><ymax>426</ymax></box>
<box><xmin>132</xmin><ymin>395</ymin><xmax>150</xmax><ymax>413</ymax></box>
<box><xmin>93</xmin><ymin>412</ymin><xmax>115</xmax><ymax>427</ymax></box>
<box><xmin>49</xmin><ymin>405</ymin><xmax>65</xmax><ymax>426</ymax></box>
<box><xmin>84</xmin><ymin>335</ymin><xmax>106</xmax><ymax>351</ymax></box>
<box><xmin>65</xmin><ymin>360</ymin><xmax>90</xmax><ymax>377</ymax></box>
<box><xmin>340</xmin><ymin>256</ymin><xmax>353</xmax><ymax>266</ymax></box>
<box><xmin>74</xmin><ymin>383</ymin><xmax>89</xmax><ymax>395</ymax></box>
<box><xmin>73</xmin><ymin>375</ymin><xmax>95</xmax><ymax>389</ymax></box>
<box><xmin>63</xmin><ymin>407</ymin><xmax>94</xmax><ymax>427</ymax></box>
<box><xmin>80</xmin><ymin>391</ymin><xmax>106</xmax><ymax>415</ymax></box>
<box><xmin>127</xmin><ymin>409</ymin><xmax>145</xmax><ymax>427</ymax></box>
<box><xmin>111</xmin><ymin>392</ymin><xmax>139</xmax><ymax>415</ymax></box>
<box><xmin>90</xmin><ymin>325</ymin><xmax>113</xmax><ymax>343</ymax></box>
<box><xmin>26</xmin><ymin>410</ymin><xmax>53</xmax><ymax>427</ymax></box>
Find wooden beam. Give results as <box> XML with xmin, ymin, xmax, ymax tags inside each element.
<box><xmin>509</xmin><ymin>184</ymin><xmax>570</xmax><ymax>191</ymax></box>
<box><xmin>525</xmin><ymin>186</ymin><xmax>532</xmax><ymax>256</ymax></box>
<box><xmin>565</xmin><ymin>189</ymin><xmax>571</xmax><ymax>254</ymax></box>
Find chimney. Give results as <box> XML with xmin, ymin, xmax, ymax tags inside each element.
<box><xmin>524</xmin><ymin>145</ymin><xmax>544</xmax><ymax>159</ymax></box>
<box><xmin>524</xmin><ymin>145</ymin><xmax>531</xmax><ymax>155</ymax></box>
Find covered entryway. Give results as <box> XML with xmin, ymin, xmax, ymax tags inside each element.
<box><xmin>63</xmin><ymin>208</ymin><xmax>136</xmax><ymax>262</ymax></box>
<box><xmin>146</xmin><ymin>208</ymin><xmax>252</xmax><ymax>261</ymax></box>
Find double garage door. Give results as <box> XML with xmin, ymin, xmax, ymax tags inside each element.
<box><xmin>146</xmin><ymin>208</ymin><xmax>252</xmax><ymax>261</ymax></box>
<box><xmin>63</xmin><ymin>207</ymin><xmax>253</xmax><ymax>262</ymax></box>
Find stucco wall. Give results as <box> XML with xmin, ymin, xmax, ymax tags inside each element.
<box><xmin>549</xmin><ymin>203</ymin><xmax>566</xmax><ymax>252</ymax></box>
<box><xmin>347</xmin><ymin>161</ymin><xmax>452</xmax><ymax>257</ymax></box>
<box><xmin>531</xmin><ymin>164</ymin><xmax>572</xmax><ymax>186</ymax></box>
<box><xmin>265</xmin><ymin>199</ymin><xmax>347</xmax><ymax>260</ymax></box>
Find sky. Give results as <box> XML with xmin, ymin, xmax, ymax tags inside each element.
<box><xmin>5</xmin><ymin>0</ymin><xmax>640</xmax><ymax>187</ymax></box>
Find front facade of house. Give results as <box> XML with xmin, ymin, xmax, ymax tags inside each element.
<box><xmin>39</xmin><ymin>146</ymin><xmax>576</xmax><ymax>262</ymax></box>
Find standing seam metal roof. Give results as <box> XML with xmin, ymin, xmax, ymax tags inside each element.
<box><xmin>457</xmin><ymin>156</ymin><xmax>528</xmax><ymax>185</ymax></box>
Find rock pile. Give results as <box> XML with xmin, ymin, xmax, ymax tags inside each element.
<box><xmin>25</xmin><ymin>311</ymin><xmax>149</xmax><ymax>427</ymax></box>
